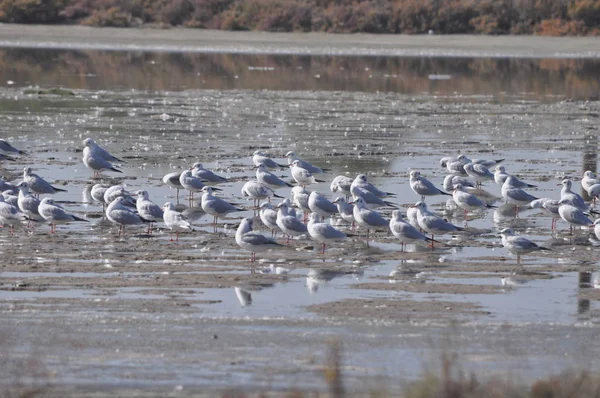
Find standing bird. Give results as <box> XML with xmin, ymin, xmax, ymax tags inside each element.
<box><xmin>200</xmin><ymin>186</ymin><xmax>243</xmax><ymax>231</ymax></box>
<box><xmin>443</xmin><ymin>175</ymin><xmax>476</xmax><ymax>192</ymax></box>
<box><xmin>179</xmin><ymin>169</ymin><xmax>209</xmax><ymax>203</ymax></box>
<box><xmin>501</xmin><ymin>176</ymin><xmax>538</xmax><ymax>214</ymax></box>
<box><xmin>307</xmin><ymin>213</ymin><xmax>350</xmax><ymax>254</ymax></box>
<box><xmin>83</xmin><ymin>138</ymin><xmax>125</xmax><ymax>163</ymax></box>
<box><xmin>451</xmin><ymin>184</ymin><xmax>495</xmax><ymax>218</ymax></box>
<box><xmin>389</xmin><ymin>210</ymin><xmax>437</xmax><ymax>252</ymax></box>
<box><xmin>276</xmin><ymin>201</ymin><xmax>308</xmax><ymax>243</ymax></box>
<box><xmin>351</xmin><ymin>174</ymin><xmax>394</xmax><ymax>198</ymax></box>
<box><xmin>82</xmin><ymin>144</ymin><xmax>123</xmax><ymax>178</ymax></box>
<box><xmin>581</xmin><ymin>171</ymin><xmax>600</xmax><ymax>196</ymax></box>
<box><xmin>241</xmin><ymin>180</ymin><xmax>282</xmax><ymax>207</ymax></box>
<box><xmin>558</xmin><ymin>179</ymin><xmax>597</xmax><ymax>214</ymax></box>
<box><xmin>291</xmin><ymin>186</ymin><xmax>311</xmax><ymax>220</ymax></box>
<box><xmin>2</xmin><ymin>190</ymin><xmax>18</xmax><ymax>208</ymax></box>
<box><xmin>252</xmin><ymin>150</ymin><xmax>285</xmax><ymax>169</ymax></box>
<box><xmin>135</xmin><ymin>190</ymin><xmax>164</xmax><ymax>234</ymax></box>
<box><xmin>106</xmin><ymin>197</ymin><xmax>149</xmax><ymax>235</ymax></box>
<box><xmin>191</xmin><ymin>162</ymin><xmax>228</xmax><ymax>184</ymax></box>
<box><xmin>162</xmin><ymin>202</ymin><xmax>194</xmax><ymax>242</ymax></box>
<box><xmin>236</xmin><ymin>217</ymin><xmax>282</xmax><ymax>264</ymax></box>
<box><xmin>456</xmin><ymin>154</ymin><xmax>504</xmax><ymax>168</ymax></box>
<box><xmin>255</xmin><ymin>163</ymin><xmax>293</xmax><ymax>189</ymax></box>
<box><xmin>529</xmin><ymin>198</ymin><xmax>561</xmax><ymax>230</ymax></box>
<box><xmin>163</xmin><ymin>171</ymin><xmax>183</xmax><ymax>203</ymax></box>
<box><xmin>308</xmin><ymin>191</ymin><xmax>338</xmax><ymax>222</ymax></box>
<box><xmin>444</xmin><ymin>158</ymin><xmax>469</xmax><ymax>176</ymax></box>
<box><xmin>103</xmin><ymin>185</ymin><xmax>135</xmax><ymax>208</ymax></box>
<box><xmin>333</xmin><ymin>196</ymin><xmax>355</xmax><ymax>227</ymax></box>
<box><xmin>0</xmin><ymin>195</ymin><xmax>29</xmax><ymax>234</ymax></box>
<box><xmin>494</xmin><ymin>166</ymin><xmax>536</xmax><ymax>188</ymax></box>
<box><xmin>38</xmin><ymin>197</ymin><xmax>88</xmax><ymax>233</ymax></box>
<box><xmin>500</xmin><ymin>228</ymin><xmax>550</xmax><ymax>266</ymax></box>
<box><xmin>91</xmin><ymin>184</ymin><xmax>110</xmax><ymax>209</ymax></box>
<box><xmin>330</xmin><ymin>175</ymin><xmax>353</xmax><ymax>198</ymax></box>
<box><xmin>350</xmin><ymin>197</ymin><xmax>389</xmax><ymax>246</ymax></box>
<box><xmin>409</xmin><ymin>170</ymin><xmax>451</xmax><ymax>201</ymax></box>
<box><xmin>463</xmin><ymin>163</ymin><xmax>495</xmax><ymax>187</ymax></box>
<box><xmin>16</xmin><ymin>181</ymin><xmax>43</xmax><ymax>224</ymax></box>
<box><xmin>259</xmin><ymin>202</ymin><xmax>280</xmax><ymax>238</ymax></box>
<box><xmin>23</xmin><ymin>167</ymin><xmax>67</xmax><ymax>196</ymax></box>
<box><xmin>284</xmin><ymin>151</ymin><xmax>327</xmax><ymax>174</ymax></box>
<box><xmin>413</xmin><ymin>201</ymin><xmax>463</xmax><ymax>246</ymax></box>
<box><xmin>0</xmin><ymin>139</ymin><xmax>25</xmax><ymax>155</ymax></box>
<box><xmin>557</xmin><ymin>200</ymin><xmax>594</xmax><ymax>233</ymax></box>
<box><xmin>289</xmin><ymin>160</ymin><xmax>324</xmax><ymax>187</ymax></box>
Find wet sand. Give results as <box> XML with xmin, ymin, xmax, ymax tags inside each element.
<box><xmin>0</xmin><ymin>24</ymin><xmax>599</xmax><ymax>57</ymax></box>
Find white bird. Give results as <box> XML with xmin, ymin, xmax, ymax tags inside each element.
<box><xmin>308</xmin><ymin>191</ymin><xmax>338</xmax><ymax>221</ymax></box>
<box><xmin>103</xmin><ymin>185</ymin><xmax>135</xmax><ymax>207</ymax></box>
<box><xmin>290</xmin><ymin>186</ymin><xmax>311</xmax><ymax>218</ymax></box>
<box><xmin>529</xmin><ymin>198</ymin><xmax>560</xmax><ymax>230</ymax></box>
<box><xmin>444</xmin><ymin>158</ymin><xmax>468</xmax><ymax>176</ymax></box>
<box><xmin>2</xmin><ymin>190</ymin><xmax>18</xmax><ymax>208</ymax></box>
<box><xmin>494</xmin><ymin>166</ymin><xmax>536</xmax><ymax>188</ymax></box>
<box><xmin>330</xmin><ymin>175</ymin><xmax>353</xmax><ymax>197</ymax></box>
<box><xmin>106</xmin><ymin>197</ymin><xmax>148</xmax><ymax>235</ymax></box>
<box><xmin>333</xmin><ymin>196</ymin><xmax>355</xmax><ymax>226</ymax></box>
<box><xmin>16</xmin><ymin>181</ymin><xmax>43</xmax><ymax>223</ymax></box>
<box><xmin>409</xmin><ymin>170</ymin><xmax>451</xmax><ymax>201</ymax></box>
<box><xmin>350</xmin><ymin>197</ymin><xmax>388</xmax><ymax>245</ymax></box>
<box><xmin>38</xmin><ymin>197</ymin><xmax>88</xmax><ymax>233</ymax></box>
<box><xmin>500</xmin><ymin>227</ymin><xmax>550</xmax><ymax>265</ymax></box>
<box><xmin>0</xmin><ymin>195</ymin><xmax>29</xmax><ymax>234</ymax></box>
<box><xmin>581</xmin><ymin>170</ymin><xmax>600</xmax><ymax>194</ymax></box>
<box><xmin>307</xmin><ymin>212</ymin><xmax>350</xmax><ymax>254</ymax></box>
<box><xmin>276</xmin><ymin>201</ymin><xmax>307</xmax><ymax>243</ymax></box>
<box><xmin>163</xmin><ymin>171</ymin><xmax>183</xmax><ymax>202</ymax></box>
<box><xmin>179</xmin><ymin>169</ymin><xmax>209</xmax><ymax>202</ymax></box>
<box><xmin>91</xmin><ymin>184</ymin><xmax>110</xmax><ymax>209</ymax></box>
<box><xmin>259</xmin><ymin>202</ymin><xmax>280</xmax><ymax>238</ymax></box>
<box><xmin>241</xmin><ymin>180</ymin><xmax>282</xmax><ymax>207</ymax></box>
<box><xmin>406</xmin><ymin>205</ymin><xmax>420</xmax><ymax>229</ymax></box>
<box><xmin>452</xmin><ymin>184</ymin><xmax>495</xmax><ymax>216</ymax></box>
<box><xmin>351</xmin><ymin>174</ymin><xmax>393</xmax><ymax>198</ymax></box>
<box><xmin>389</xmin><ymin>209</ymin><xmax>436</xmax><ymax>252</ymax></box>
<box><xmin>501</xmin><ymin>176</ymin><xmax>538</xmax><ymax>213</ymax></box>
<box><xmin>83</xmin><ymin>138</ymin><xmax>124</xmax><ymax>163</ymax></box>
<box><xmin>23</xmin><ymin>166</ymin><xmax>67</xmax><ymax>195</ymax></box>
<box><xmin>289</xmin><ymin>160</ymin><xmax>323</xmax><ymax>187</ymax></box>
<box><xmin>256</xmin><ymin>163</ymin><xmax>293</xmax><ymax>189</ymax></box>
<box><xmin>162</xmin><ymin>202</ymin><xmax>193</xmax><ymax>242</ymax></box>
<box><xmin>456</xmin><ymin>153</ymin><xmax>504</xmax><ymax>168</ymax></box>
<box><xmin>252</xmin><ymin>150</ymin><xmax>285</xmax><ymax>169</ymax></box>
<box><xmin>201</xmin><ymin>186</ymin><xmax>243</xmax><ymax>231</ymax></box>
<box><xmin>413</xmin><ymin>201</ymin><xmax>463</xmax><ymax>244</ymax></box>
<box><xmin>594</xmin><ymin>219</ymin><xmax>600</xmax><ymax>241</ymax></box>
<box><xmin>0</xmin><ymin>139</ymin><xmax>25</xmax><ymax>155</ymax></box>
<box><xmin>191</xmin><ymin>162</ymin><xmax>228</xmax><ymax>183</ymax></box>
<box><xmin>558</xmin><ymin>179</ymin><xmax>596</xmax><ymax>214</ymax></box>
<box><xmin>443</xmin><ymin>175</ymin><xmax>475</xmax><ymax>192</ymax></box>
<box><xmin>135</xmin><ymin>190</ymin><xmax>164</xmax><ymax>234</ymax></box>
<box><xmin>82</xmin><ymin>145</ymin><xmax>122</xmax><ymax>178</ymax></box>
<box><xmin>557</xmin><ymin>199</ymin><xmax>594</xmax><ymax>233</ymax></box>
<box><xmin>236</xmin><ymin>217</ymin><xmax>282</xmax><ymax>264</ymax></box>
<box><xmin>463</xmin><ymin>163</ymin><xmax>494</xmax><ymax>187</ymax></box>
<box><xmin>285</xmin><ymin>151</ymin><xmax>327</xmax><ymax>173</ymax></box>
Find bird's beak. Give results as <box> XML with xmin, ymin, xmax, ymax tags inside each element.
<box><xmin>212</xmin><ymin>187</ymin><xmax>222</xmax><ymax>191</ymax></box>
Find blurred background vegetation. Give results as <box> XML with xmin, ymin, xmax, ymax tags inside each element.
<box><xmin>0</xmin><ymin>0</ymin><xmax>597</xmax><ymax>35</ymax></box>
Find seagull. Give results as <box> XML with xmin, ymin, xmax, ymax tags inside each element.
<box><xmin>236</xmin><ymin>217</ymin><xmax>283</xmax><ymax>264</ymax></box>
<box><xmin>103</xmin><ymin>185</ymin><xmax>135</xmax><ymax>207</ymax></box>
<box><xmin>308</xmin><ymin>191</ymin><xmax>338</xmax><ymax>221</ymax></box>
<box><xmin>0</xmin><ymin>139</ymin><xmax>25</xmax><ymax>155</ymax></box>
<box><xmin>350</xmin><ymin>197</ymin><xmax>388</xmax><ymax>246</ymax></box>
<box><xmin>16</xmin><ymin>181</ymin><xmax>43</xmax><ymax>224</ymax></box>
<box><xmin>351</xmin><ymin>174</ymin><xmax>394</xmax><ymax>198</ymax></box>
<box><xmin>162</xmin><ymin>202</ymin><xmax>193</xmax><ymax>242</ymax></box>
<box><xmin>289</xmin><ymin>160</ymin><xmax>324</xmax><ymax>187</ymax></box>
<box><xmin>135</xmin><ymin>190</ymin><xmax>164</xmax><ymax>234</ymax></box>
<box><xmin>494</xmin><ymin>166</ymin><xmax>536</xmax><ymax>188</ymax></box>
<box><xmin>2</xmin><ymin>190</ymin><xmax>18</xmax><ymax>208</ymax></box>
<box><xmin>82</xmin><ymin>144</ymin><xmax>123</xmax><ymax>178</ymax></box>
<box><xmin>252</xmin><ymin>150</ymin><xmax>285</xmax><ymax>169</ymax></box>
<box><xmin>83</xmin><ymin>138</ymin><xmax>125</xmax><ymax>163</ymax></box>
<box><xmin>406</xmin><ymin>205</ymin><xmax>420</xmax><ymax>229</ymax></box>
<box><xmin>179</xmin><ymin>169</ymin><xmax>208</xmax><ymax>202</ymax></box>
<box><xmin>200</xmin><ymin>186</ymin><xmax>243</xmax><ymax>231</ymax></box>
<box><xmin>443</xmin><ymin>175</ymin><xmax>475</xmax><ymax>192</ymax></box>
<box><xmin>501</xmin><ymin>176</ymin><xmax>538</xmax><ymax>214</ymax></box>
<box><xmin>594</xmin><ymin>219</ymin><xmax>600</xmax><ymax>241</ymax></box>
<box><xmin>259</xmin><ymin>202</ymin><xmax>280</xmax><ymax>237</ymax></box>
<box><xmin>409</xmin><ymin>170</ymin><xmax>451</xmax><ymax>201</ymax></box>
<box><xmin>307</xmin><ymin>212</ymin><xmax>350</xmax><ymax>254</ymax></box>
<box><xmin>163</xmin><ymin>171</ymin><xmax>183</xmax><ymax>202</ymax></box>
<box><xmin>330</xmin><ymin>175</ymin><xmax>353</xmax><ymax>197</ymax></box>
<box><xmin>456</xmin><ymin>154</ymin><xmax>504</xmax><ymax>168</ymax></box>
<box><xmin>389</xmin><ymin>209</ymin><xmax>436</xmax><ymax>252</ymax></box>
<box><xmin>255</xmin><ymin>163</ymin><xmax>293</xmax><ymax>189</ymax></box>
<box><xmin>191</xmin><ymin>162</ymin><xmax>228</xmax><ymax>183</ymax></box>
<box><xmin>529</xmin><ymin>198</ymin><xmax>561</xmax><ymax>230</ymax></box>
<box><xmin>500</xmin><ymin>227</ymin><xmax>550</xmax><ymax>265</ymax></box>
<box><xmin>290</xmin><ymin>186</ymin><xmax>311</xmax><ymax>220</ymax></box>
<box><xmin>90</xmin><ymin>184</ymin><xmax>110</xmax><ymax>209</ymax></box>
<box><xmin>557</xmin><ymin>199</ymin><xmax>594</xmax><ymax>233</ymax></box>
<box><xmin>413</xmin><ymin>201</ymin><xmax>463</xmax><ymax>245</ymax></box>
<box><xmin>0</xmin><ymin>195</ymin><xmax>29</xmax><ymax>234</ymax></box>
<box><xmin>452</xmin><ymin>184</ymin><xmax>496</xmax><ymax>217</ymax></box>
<box><xmin>581</xmin><ymin>171</ymin><xmax>600</xmax><ymax>194</ymax></box>
<box><xmin>463</xmin><ymin>163</ymin><xmax>494</xmax><ymax>187</ymax></box>
<box><xmin>284</xmin><ymin>151</ymin><xmax>327</xmax><ymax>173</ymax></box>
<box><xmin>23</xmin><ymin>167</ymin><xmax>67</xmax><ymax>196</ymax></box>
<box><xmin>241</xmin><ymin>180</ymin><xmax>282</xmax><ymax>207</ymax></box>
<box><xmin>106</xmin><ymin>197</ymin><xmax>149</xmax><ymax>235</ymax></box>
<box><xmin>276</xmin><ymin>200</ymin><xmax>307</xmax><ymax>243</ymax></box>
<box><xmin>350</xmin><ymin>185</ymin><xmax>395</xmax><ymax>209</ymax></box>
<box><xmin>333</xmin><ymin>196</ymin><xmax>355</xmax><ymax>226</ymax></box>
<box><xmin>38</xmin><ymin>197</ymin><xmax>88</xmax><ymax>233</ymax></box>
<box><xmin>558</xmin><ymin>179</ymin><xmax>597</xmax><ymax>214</ymax></box>
<box><xmin>444</xmin><ymin>158</ymin><xmax>468</xmax><ymax>176</ymax></box>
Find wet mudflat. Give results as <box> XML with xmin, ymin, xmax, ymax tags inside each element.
<box><xmin>0</xmin><ymin>42</ymin><xmax>600</xmax><ymax>395</ymax></box>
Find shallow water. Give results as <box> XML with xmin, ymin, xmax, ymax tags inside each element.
<box><xmin>1</xmin><ymin>47</ymin><xmax>600</xmax><ymax>393</ymax></box>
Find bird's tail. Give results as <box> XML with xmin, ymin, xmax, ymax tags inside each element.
<box><xmin>110</xmin><ymin>167</ymin><xmax>123</xmax><ymax>174</ymax></box>
<box><xmin>54</xmin><ymin>187</ymin><xmax>68</xmax><ymax>192</ymax></box>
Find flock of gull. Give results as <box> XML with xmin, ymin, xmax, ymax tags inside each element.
<box><xmin>0</xmin><ymin>137</ymin><xmax>599</xmax><ymax>266</ymax></box>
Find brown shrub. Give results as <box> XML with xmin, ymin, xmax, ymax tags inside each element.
<box><xmin>81</xmin><ymin>6</ymin><xmax>131</xmax><ymax>26</ymax></box>
<box><xmin>0</xmin><ymin>0</ymin><xmax>69</xmax><ymax>23</ymax></box>
<box><xmin>569</xmin><ymin>0</ymin><xmax>600</xmax><ymax>27</ymax></box>
<box><xmin>535</xmin><ymin>18</ymin><xmax>586</xmax><ymax>35</ymax></box>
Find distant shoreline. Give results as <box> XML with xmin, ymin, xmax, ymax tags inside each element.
<box><xmin>1</xmin><ymin>24</ymin><xmax>599</xmax><ymax>58</ymax></box>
